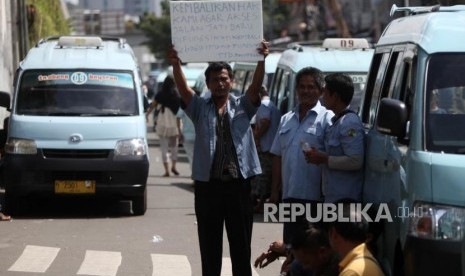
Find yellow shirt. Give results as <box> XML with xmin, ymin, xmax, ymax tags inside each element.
<box><xmin>339</xmin><ymin>243</ymin><xmax>384</xmax><ymax>276</ymax></box>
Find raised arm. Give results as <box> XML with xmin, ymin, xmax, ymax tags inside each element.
<box><xmin>245</xmin><ymin>40</ymin><xmax>269</xmax><ymax>106</ymax></box>
<box><xmin>167</xmin><ymin>46</ymin><xmax>196</xmax><ymax>108</ymax></box>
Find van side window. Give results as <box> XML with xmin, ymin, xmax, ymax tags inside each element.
<box><xmin>399</xmin><ymin>56</ymin><xmax>417</xmax><ymax>123</ymax></box>
<box><xmin>362</xmin><ymin>52</ymin><xmax>389</xmax><ymax>126</ymax></box>
<box><xmin>270</xmin><ymin>68</ymin><xmax>283</xmax><ymax>105</ymax></box>
<box><xmin>243</xmin><ymin>70</ymin><xmax>255</xmax><ymax>94</ymax></box>
<box><xmin>383</xmin><ymin>51</ymin><xmax>402</xmax><ymax>98</ymax></box>
<box><xmin>233</xmin><ymin>70</ymin><xmax>247</xmax><ymax>94</ymax></box>
<box><xmin>276</xmin><ymin>71</ymin><xmax>290</xmax><ymax>114</ymax></box>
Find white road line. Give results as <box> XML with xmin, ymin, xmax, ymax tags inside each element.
<box><xmin>8</xmin><ymin>245</ymin><xmax>60</xmax><ymax>273</ymax></box>
<box><xmin>221</xmin><ymin>257</ymin><xmax>259</xmax><ymax>276</ymax></box>
<box><xmin>77</xmin><ymin>250</ymin><xmax>121</xmax><ymax>276</ymax></box>
<box><xmin>151</xmin><ymin>254</ymin><xmax>191</xmax><ymax>276</ymax></box>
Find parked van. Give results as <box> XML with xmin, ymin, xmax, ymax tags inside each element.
<box><xmin>360</xmin><ymin>5</ymin><xmax>465</xmax><ymax>275</ymax></box>
<box><xmin>269</xmin><ymin>38</ymin><xmax>374</xmax><ymax>115</ymax></box>
<box><xmin>0</xmin><ymin>36</ymin><xmax>149</xmax><ymax>215</ymax></box>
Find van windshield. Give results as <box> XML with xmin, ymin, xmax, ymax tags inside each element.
<box><xmin>17</xmin><ymin>70</ymin><xmax>138</xmax><ymax>116</ymax></box>
<box><xmin>426</xmin><ymin>54</ymin><xmax>465</xmax><ymax>154</ymax></box>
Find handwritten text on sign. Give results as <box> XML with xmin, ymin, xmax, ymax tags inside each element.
<box><xmin>170</xmin><ymin>1</ymin><xmax>263</xmax><ymax>62</ymax></box>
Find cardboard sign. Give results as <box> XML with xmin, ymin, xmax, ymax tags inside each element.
<box><xmin>170</xmin><ymin>0</ymin><xmax>263</xmax><ymax>62</ymax></box>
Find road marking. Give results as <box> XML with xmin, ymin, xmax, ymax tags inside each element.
<box><xmin>151</xmin><ymin>254</ymin><xmax>191</xmax><ymax>276</ymax></box>
<box><xmin>6</xmin><ymin>247</ymin><xmax>261</xmax><ymax>275</ymax></box>
<box><xmin>8</xmin><ymin>245</ymin><xmax>60</xmax><ymax>273</ymax></box>
<box><xmin>221</xmin><ymin>257</ymin><xmax>259</xmax><ymax>276</ymax></box>
<box><xmin>77</xmin><ymin>250</ymin><xmax>121</xmax><ymax>276</ymax></box>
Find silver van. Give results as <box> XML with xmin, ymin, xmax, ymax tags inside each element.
<box><xmin>0</xmin><ymin>36</ymin><xmax>149</xmax><ymax>215</ymax></box>
<box><xmin>269</xmin><ymin>38</ymin><xmax>374</xmax><ymax>115</ymax></box>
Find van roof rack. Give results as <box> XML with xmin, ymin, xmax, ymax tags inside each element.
<box><xmin>36</xmin><ymin>36</ymin><xmax>127</xmax><ymax>48</ymax></box>
<box><xmin>390</xmin><ymin>4</ymin><xmax>440</xmax><ymax>16</ymax></box>
<box><xmin>287</xmin><ymin>40</ymin><xmax>323</xmax><ymax>52</ymax></box>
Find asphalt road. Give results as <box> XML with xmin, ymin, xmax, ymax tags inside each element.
<box><xmin>0</xmin><ymin>128</ymin><xmax>284</xmax><ymax>276</ymax></box>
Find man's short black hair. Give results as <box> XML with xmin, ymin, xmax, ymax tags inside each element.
<box><xmin>324</xmin><ymin>73</ymin><xmax>354</xmax><ymax>106</ymax></box>
<box><xmin>330</xmin><ymin>201</ymin><xmax>369</xmax><ymax>243</ymax></box>
<box><xmin>295</xmin><ymin>67</ymin><xmax>325</xmax><ymax>90</ymax></box>
<box><xmin>291</xmin><ymin>223</ymin><xmax>330</xmax><ymax>252</ymax></box>
<box><xmin>204</xmin><ymin>62</ymin><xmax>233</xmax><ymax>84</ymax></box>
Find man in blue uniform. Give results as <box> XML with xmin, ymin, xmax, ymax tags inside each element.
<box><xmin>304</xmin><ymin>73</ymin><xmax>365</xmax><ymax>203</ymax></box>
<box><xmin>269</xmin><ymin>67</ymin><xmax>333</xmax><ymax>243</ymax></box>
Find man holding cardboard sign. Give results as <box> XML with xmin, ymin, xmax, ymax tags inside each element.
<box><xmin>167</xmin><ymin>38</ymin><xmax>268</xmax><ymax>275</ymax></box>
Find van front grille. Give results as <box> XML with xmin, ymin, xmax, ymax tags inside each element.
<box><xmin>43</xmin><ymin>149</ymin><xmax>110</xmax><ymax>159</ymax></box>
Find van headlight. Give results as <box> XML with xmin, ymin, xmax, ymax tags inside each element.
<box><xmin>409</xmin><ymin>202</ymin><xmax>465</xmax><ymax>241</ymax></box>
<box><xmin>114</xmin><ymin>138</ymin><xmax>147</xmax><ymax>156</ymax></box>
<box><xmin>5</xmin><ymin>138</ymin><xmax>38</xmax><ymax>154</ymax></box>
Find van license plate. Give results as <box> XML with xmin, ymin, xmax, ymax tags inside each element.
<box><xmin>55</xmin><ymin>180</ymin><xmax>96</xmax><ymax>194</ymax></box>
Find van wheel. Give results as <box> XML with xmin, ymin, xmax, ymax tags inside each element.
<box><xmin>132</xmin><ymin>189</ymin><xmax>147</xmax><ymax>216</ymax></box>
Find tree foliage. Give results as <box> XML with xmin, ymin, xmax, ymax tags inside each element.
<box><xmin>137</xmin><ymin>1</ymin><xmax>172</xmax><ymax>59</ymax></box>
<box><xmin>26</xmin><ymin>0</ymin><xmax>71</xmax><ymax>47</ymax></box>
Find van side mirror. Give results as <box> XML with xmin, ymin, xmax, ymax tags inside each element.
<box><xmin>376</xmin><ymin>98</ymin><xmax>408</xmax><ymax>138</ymax></box>
<box><xmin>0</xmin><ymin>91</ymin><xmax>11</xmax><ymax>111</ymax></box>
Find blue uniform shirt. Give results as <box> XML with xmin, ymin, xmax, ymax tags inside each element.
<box><xmin>255</xmin><ymin>97</ymin><xmax>281</xmax><ymax>152</ymax></box>
<box><xmin>184</xmin><ymin>93</ymin><xmax>262</xmax><ymax>182</ymax></box>
<box><xmin>322</xmin><ymin>111</ymin><xmax>365</xmax><ymax>203</ymax></box>
<box><xmin>270</xmin><ymin>101</ymin><xmax>333</xmax><ymax>201</ymax></box>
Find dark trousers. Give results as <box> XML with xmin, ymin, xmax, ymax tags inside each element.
<box><xmin>195</xmin><ymin>179</ymin><xmax>253</xmax><ymax>276</ymax></box>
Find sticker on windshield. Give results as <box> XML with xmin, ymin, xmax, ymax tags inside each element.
<box><xmin>89</xmin><ymin>74</ymin><xmax>118</xmax><ymax>82</ymax></box>
<box><xmin>70</xmin><ymin>72</ymin><xmax>88</xmax><ymax>85</ymax></box>
<box><xmin>38</xmin><ymin>74</ymin><xmax>69</xmax><ymax>81</ymax></box>
<box><xmin>23</xmin><ymin>70</ymin><xmax>134</xmax><ymax>89</ymax></box>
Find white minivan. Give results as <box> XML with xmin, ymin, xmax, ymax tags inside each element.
<box><xmin>0</xmin><ymin>36</ymin><xmax>149</xmax><ymax>215</ymax></box>
<box><xmin>269</xmin><ymin>38</ymin><xmax>374</xmax><ymax>115</ymax></box>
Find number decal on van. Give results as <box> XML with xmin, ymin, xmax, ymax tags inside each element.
<box><xmin>71</xmin><ymin>72</ymin><xmax>88</xmax><ymax>85</ymax></box>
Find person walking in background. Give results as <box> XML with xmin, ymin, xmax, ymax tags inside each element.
<box><xmin>252</xmin><ymin>84</ymin><xmax>281</xmax><ymax>213</ymax></box>
<box><xmin>167</xmin><ymin>40</ymin><xmax>268</xmax><ymax>276</ymax></box>
<box><xmin>146</xmin><ymin>76</ymin><xmax>183</xmax><ymax>177</ymax></box>
<box><xmin>304</xmin><ymin>73</ymin><xmax>364</xmax><ymax>203</ymax></box>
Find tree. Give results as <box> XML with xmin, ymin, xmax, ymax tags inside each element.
<box><xmin>137</xmin><ymin>1</ymin><xmax>172</xmax><ymax>60</ymax></box>
<box><xmin>26</xmin><ymin>0</ymin><xmax>71</xmax><ymax>47</ymax></box>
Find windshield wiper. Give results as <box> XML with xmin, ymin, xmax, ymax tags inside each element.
<box><xmin>47</xmin><ymin>112</ymin><xmax>84</xmax><ymax>116</ymax></box>
<box><xmin>82</xmin><ymin>113</ymin><xmax>135</xmax><ymax>116</ymax></box>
